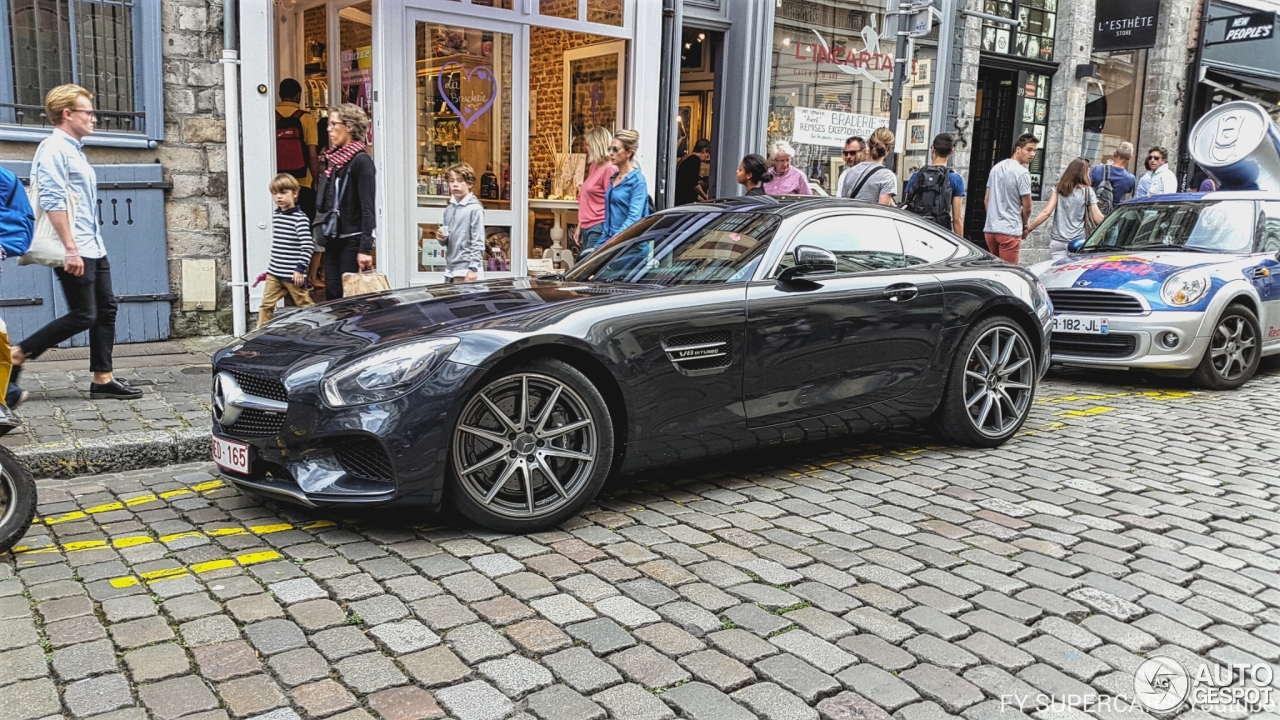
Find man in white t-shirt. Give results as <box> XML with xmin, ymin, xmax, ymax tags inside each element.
<box><xmin>1146</xmin><ymin>146</ymin><xmax>1177</xmax><ymax>196</ymax></box>
<box><xmin>983</xmin><ymin>133</ymin><xmax>1038</xmax><ymax>264</ymax></box>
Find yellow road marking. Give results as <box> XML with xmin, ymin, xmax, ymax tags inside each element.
<box><xmin>20</xmin><ymin>518</ymin><xmax>338</xmax><ymax>557</ymax></box>
<box><xmin>104</xmin><ymin>550</ymin><xmax>283</xmax><ymax>589</ymax></box>
<box><xmin>159</xmin><ymin>531</ymin><xmax>206</xmax><ymax>544</ymax></box>
<box><xmin>109</xmin><ymin>577</ymin><xmax>140</xmax><ymax>588</ymax></box>
<box><xmin>1056</xmin><ymin>406</ymin><xmax>1116</xmax><ymax>418</ymax></box>
<box><xmin>39</xmin><ymin>480</ymin><xmax>228</xmax><ymax>525</ymax></box>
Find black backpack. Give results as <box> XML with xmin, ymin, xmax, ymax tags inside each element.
<box><xmin>905</xmin><ymin>165</ymin><xmax>953</xmax><ymax>230</ymax></box>
<box><xmin>1096</xmin><ymin>164</ymin><xmax>1115</xmax><ymax>216</ymax></box>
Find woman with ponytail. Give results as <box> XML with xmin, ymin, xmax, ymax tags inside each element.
<box><xmin>838</xmin><ymin>127</ymin><xmax>897</xmax><ymax>205</ymax></box>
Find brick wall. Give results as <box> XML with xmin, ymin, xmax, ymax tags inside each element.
<box><xmin>529</xmin><ymin>26</ymin><xmax>615</xmax><ymax>180</ymax></box>
<box><xmin>0</xmin><ymin>0</ymin><xmax>230</xmax><ymax>338</ymax></box>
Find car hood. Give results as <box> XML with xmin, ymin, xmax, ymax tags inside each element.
<box><xmin>1035</xmin><ymin>251</ymin><xmax>1240</xmax><ymax>291</ymax></box>
<box><xmin>239</xmin><ymin>278</ymin><xmax>656</xmax><ymax>356</ymax></box>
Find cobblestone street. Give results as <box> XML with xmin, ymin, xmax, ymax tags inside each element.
<box><xmin>3</xmin><ymin>364</ymin><xmax>1280</xmax><ymax>720</ymax></box>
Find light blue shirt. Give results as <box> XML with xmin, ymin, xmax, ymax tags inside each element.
<box><xmin>601</xmin><ymin>168</ymin><xmax>650</xmax><ymax>241</ymax></box>
<box><xmin>33</xmin><ymin>128</ymin><xmax>106</xmax><ymax>259</ymax></box>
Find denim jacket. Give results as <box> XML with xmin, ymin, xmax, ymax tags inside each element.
<box><xmin>601</xmin><ymin>168</ymin><xmax>650</xmax><ymax>241</ymax></box>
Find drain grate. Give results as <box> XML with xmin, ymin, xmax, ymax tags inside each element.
<box><xmin>34</xmin><ymin>341</ymin><xmax>191</xmax><ymax>363</ymax></box>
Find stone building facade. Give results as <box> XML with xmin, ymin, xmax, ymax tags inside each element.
<box><xmin>0</xmin><ymin>0</ymin><xmax>231</xmax><ymax>337</ymax></box>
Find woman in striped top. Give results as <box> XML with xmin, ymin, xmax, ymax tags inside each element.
<box><xmin>259</xmin><ymin>174</ymin><xmax>316</xmax><ymax>327</ymax></box>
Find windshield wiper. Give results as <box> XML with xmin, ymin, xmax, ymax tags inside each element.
<box><xmin>1128</xmin><ymin>244</ymin><xmax>1214</xmax><ymax>253</ymax></box>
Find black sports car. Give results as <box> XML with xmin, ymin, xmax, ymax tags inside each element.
<box><xmin>211</xmin><ymin>198</ymin><xmax>1052</xmax><ymax>532</ymax></box>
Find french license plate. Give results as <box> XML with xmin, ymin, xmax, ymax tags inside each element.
<box><xmin>1052</xmin><ymin>315</ymin><xmax>1109</xmax><ymax>334</ymax></box>
<box><xmin>211</xmin><ymin>435</ymin><xmax>250</xmax><ymax>474</ymax></box>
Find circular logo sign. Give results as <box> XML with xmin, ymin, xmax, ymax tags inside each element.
<box><xmin>1134</xmin><ymin>656</ymin><xmax>1190</xmax><ymax>712</ymax></box>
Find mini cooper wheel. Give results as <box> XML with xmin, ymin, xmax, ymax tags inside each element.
<box><xmin>1192</xmin><ymin>305</ymin><xmax>1261</xmax><ymax>391</ymax></box>
<box><xmin>449</xmin><ymin>358</ymin><xmax>614</xmax><ymax>533</ymax></box>
<box><xmin>0</xmin><ymin>446</ymin><xmax>37</xmax><ymax>555</ymax></box>
<box><xmin>937</xmin><ymin>316</ymin><xmax>1037</xmax><ymax>447</ymax></box>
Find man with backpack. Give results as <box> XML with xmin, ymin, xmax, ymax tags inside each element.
<box><xmin>276</xmin><ymin>79</ymin><xmax>320</xmax><ymax>219</ymax></box>
<box><xmin>903</xmin><ymin>134</ymin><xmax>966</xmax><ymax>236</ymax></box>
<box><xmin>1089</xmin><ymin>142</ymin><xmax>1136</xmax><ymax>217</ymax></box>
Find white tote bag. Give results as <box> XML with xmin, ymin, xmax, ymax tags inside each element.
<box><xmin>19</xmin><ymin>144</ymin><xmax>78</xmax><ymax>268</ymax></box>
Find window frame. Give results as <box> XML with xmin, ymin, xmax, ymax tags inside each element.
<box><xmin>770</xmin><ymin>211</ymin><xmax>907</xmax><ymax>278</ymax></box>
<box><xmin>895</xmin><ymin>217</ymin><xmax>960</xmax><ymax>266</ymax></box>
<box><xmin>0</xmin><ymin>0</ymin><xmax>164</xmax><ymax>148</ymax></box>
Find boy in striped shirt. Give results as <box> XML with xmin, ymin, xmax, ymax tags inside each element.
<box><xmin>259</xmin><ymin>174</ymin><xmax>316</xmax><ymax>326</ymax></box>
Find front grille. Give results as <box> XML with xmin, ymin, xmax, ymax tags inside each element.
<box><xmin>221</xmin><ymin>408</ymin><xmax>286</xmax><ymax>437</ymax></box>
<box><xmin>231</xmin><ymin>371</ymin><xmax>289</xmax><ymax>402</ymax></box>
<box><xmin>665</xmin><ymin>330</ymin><xmax>732</xmax><ymax>371</ymax></box>
<box><xmin>333</xmin><ymin>436</ymin><xmax>395</xmax><ymax>482</ymax></box>
<box><xmin>1051</xmin><ymin>334</ymin><xmax>1138</xmax><ymax>359</ymax></box>
<box><xmin>1047</xmin><ymin>289</ymin><xmax>1145</xmax><ymax>315</ymax></box>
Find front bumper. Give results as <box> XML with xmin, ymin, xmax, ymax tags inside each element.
<box><xmin>1049</xmin><ymin>310</ymin><xmax>1210</xmax><ymax>370</ymax></box>
<box><xmin>210</xmin><ymin>347</ymin><xmax>481</xmax><ymax>509</ymax></box>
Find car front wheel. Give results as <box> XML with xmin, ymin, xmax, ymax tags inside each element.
<box><xmin>937</xmin><ymin>316</ymin><xmax>1037</xmax><ymax>447</ymax></box>
<box><xmin>1192</xmin><ymin>305</ymin><xmax>1261</xmax><ymax>390</ymax></box>
<box><xmin>449</xmin><ymin>358</ymin><xmax>614</xmax><ymax>533</ymax></box>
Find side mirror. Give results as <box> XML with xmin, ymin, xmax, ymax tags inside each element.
<box><xmin>1067</xmin><ymin>238</ymin><xmax>1087</xmax><ymax>255</ymax></box>
<box><xmin>778</xmin><ymin>245</ymin><xmax>838</xmax><ymax>282</ymax></box>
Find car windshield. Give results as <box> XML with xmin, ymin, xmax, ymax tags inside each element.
<box><xmin>1083</xmin><ymin>200</ymin><xmax>1254</xmax><ymax>254</ymax></box>
<box><xmin>566</xmin><ymin>212</ymin><xmax>780</xmax><ymax>286</ymax></box>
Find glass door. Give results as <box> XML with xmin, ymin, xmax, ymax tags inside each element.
<box><xmin>410</xmin><ymin>12</ymin><xmax>521</xmax><ymax>284</ymax></box>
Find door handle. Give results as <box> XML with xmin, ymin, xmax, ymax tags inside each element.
<box><xmin>883</xmin><ymin>284</ymin><xmax>919</xmax><ymax>302</ymax></box>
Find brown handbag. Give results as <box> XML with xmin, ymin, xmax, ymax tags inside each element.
<box><xmin>341</xmin><ymin>270</ymin><xmax>391</xmax><ymax>297</ymax></box>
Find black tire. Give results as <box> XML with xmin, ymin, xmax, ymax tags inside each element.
<box><xmin>1191</xmin><ymin>305</ymin><xmax>1262</xmax><ymax>391</ymax></box>
<box><xmin>936</xmin><ymin>315</ymin><xmax>1038</xmax><ymax>448</ymax></box>
<box><xmin>448</xmin><ymin>358</ymin><xmax>614</xmax><ymax>533</ymax></box>
<box><xmin>0</xmin><ymin>446</ymin><xmax>37</xmax><ymax>555</ymax></box>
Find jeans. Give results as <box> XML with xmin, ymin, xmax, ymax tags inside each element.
<box><xmin>19</xmin><ymin>256</ymin><xmax>118</xmax><ymax>372</ymax></box>
<box><xmin>323</xmin><ymin>237</ymin><xmax>363</xmax><ymax>300</ymax></box>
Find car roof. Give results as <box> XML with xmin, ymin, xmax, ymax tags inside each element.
<box><xmin>659</xmin><ymin>195</ymin><xmax>905</xmax><ymax>219</ymax></box>
<box><xmin>1122</xmin><ymin>190</ymin><xmax>1280</xmax><ymax>204</ymax></box>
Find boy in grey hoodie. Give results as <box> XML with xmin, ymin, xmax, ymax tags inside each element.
<box><xmin>438</xmin><ymin>163</ymin><xmax>485</xmax><ymax>282</ymax></box>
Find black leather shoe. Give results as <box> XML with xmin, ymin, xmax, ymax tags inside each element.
<box><xmin>90</xmin><ymin>379</ymin><xmax>143</xmax><ymax>400</ymax></box>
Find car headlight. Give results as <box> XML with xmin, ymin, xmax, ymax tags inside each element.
<box><xmin>1160</xmin><ymin>271</ymin><xmax>1211</xmax><ymax>307</ymax></box>
<box><xmin>322</xmin><ymin>338</ymin><xmax>459</xmax><ymax>407</ymax></box>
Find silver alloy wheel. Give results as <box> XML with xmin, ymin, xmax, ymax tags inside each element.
<box><xmin>0</xmin><ymin>464</ymin><xmax>15</xmax><ymax>529</ymax></box>
<box><xmin>453</xmin><ymin>373</ymin><xmax>597</xmax><ymax>519</ymax></box>
<box><xmin>962</xmin><ymin>325</ymin><xmax>1035</xmax><ymax>438</ymax></box>
<box><xmin>1209</xmin><ymin>315</ymin><xmax>1257</xmax><ymax>381</ymax></box>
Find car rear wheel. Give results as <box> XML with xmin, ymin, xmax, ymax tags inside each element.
<box><xmin>936</xmin><ymin>316</ymin><xmax>1037</xmax><ymax>447</ymax></box>
<box><xmin>1192</xmin><ymin>305</ymin><xmax>1261</xmax><ymax>390</ymax></box>
<box><xmin>0</xmin><ymin>446</ymin><xmax>37</xmax><ymax>555</ymax></box>
<box><xmin>449</xmin><ymin>358</ymin><xmax>613</xmax><ymax>533</ymax></box>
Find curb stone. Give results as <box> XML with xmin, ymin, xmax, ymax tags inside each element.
<box><xmin>14</xmin><ymin>426</ymin><xmax>212</xmax><ymax>479</ymax></box>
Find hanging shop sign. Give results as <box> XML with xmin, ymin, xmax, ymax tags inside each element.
<box><xmin>1093</xmin><ymin>0</ymin><xmax>1159</xmax><ymax>52</ymax></box>
<box><xmin>1207</xmin><ymin>11</ymin><xmax>1276</xmax><ymax>46</ymax></box>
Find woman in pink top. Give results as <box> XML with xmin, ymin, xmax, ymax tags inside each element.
<box><xmin>762</xmin><ymin>140</ymin><xmax>812</xmax><ymax>196</ymax></box>
<box><xmin>577</xmin><ymin>127</ymin><xmax>617</xmax><ymax>256</ymax></box>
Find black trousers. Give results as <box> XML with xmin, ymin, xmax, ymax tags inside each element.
<box><xmin>20</xmin><ymin>256</ymin><xmax>118</xmax><ymax>372</ymax></box>
<box><xmin>323</xmin><ymin>238</ymin><xmax>362</xmax><ymax>301</ymax></box>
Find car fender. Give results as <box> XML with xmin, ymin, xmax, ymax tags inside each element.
<box><xmin>1193</xmin><ymin>279</ymin><xmax>1263</xmax><ymax>337</ymax></box>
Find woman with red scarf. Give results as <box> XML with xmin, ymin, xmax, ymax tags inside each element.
<box><xmin>315</xmin><ymin>103</ymin><xmax>376</xmax><ymax>300</ymax></box>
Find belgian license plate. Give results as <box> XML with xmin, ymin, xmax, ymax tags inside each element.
<box><xmin>1053</xmin><ymin>315</ymin><xmax>1109</xmax><ymax>334</ymax></box>
<box><xmin>211</xmin><ymin>435</ymin><xmax>250</xmax><ymax>474</ymax></box>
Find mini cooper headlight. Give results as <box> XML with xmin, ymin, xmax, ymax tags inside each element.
<box><xmin>1160</xmin><ymin>271</ymin><xmax>1211</xmax><ymax>307</ymax></box>
<box><xmin>322</xmin><ymin>338</ymin><xmax>459</xmax><ymax>407</ymax></box>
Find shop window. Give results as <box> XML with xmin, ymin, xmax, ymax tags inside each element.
<box><xmin>981</xmin><ymin>0</ymin><xmax>1055</xmax><ymax>62</ymax></box>
<box><xmin>1083</xmin><ymin>50</ymin><xmax>1146</xmax><ymax>173</ymax></box>
<box><xmin>540</xmin><ymin>0</ymin><xmax>578</xmax><ymax>20</ymax></box>
<box><xmin>1021</xmin><ymin>72</ymin><xmax>1051</xmax><ymax>197</ymax></box>
<box><xmin>587</xmin><ymin>0</ymin><xmax>624</xmax><ymax>27</ymax></box>
<box><xmin>0</xmin><ymin>0</ymin><xmax>163</xmax><ymax>147</ymax></box>
<box><xmin>415</xmin><ymin>22</ymin><xmax>513</xmax><ymax>211</ymax></box>
<box><xmin>338</xmin><ymin>1</ymin><xmax>374</xmax><ymax>138</ymax></box>
<box><xmin>419</xmin><ymin>223</ymin><xmax>514</xmax><ymax>274</ymax></box>
<box><xmin>303</xmin><ymin>5</ymin><xmax>330</xmax><ymax>131</ymax></box>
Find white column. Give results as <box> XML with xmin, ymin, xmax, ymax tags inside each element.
<box><xmin>240</xmin><ymin>0</ymin><xmax>276</xmax><ymax>313</ymax></box>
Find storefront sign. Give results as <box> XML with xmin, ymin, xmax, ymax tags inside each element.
<box><xmin>792</xmin><ymin>107</ymin><xmax>889</xmax><ymax>148</ymax></box>
<box><xmin>1211</xmin><ymin>12</ymin><xmax>1276</xmax><ymax>45</ymax></box>
<box><xmin>438</xmin><ymin>62</ymin><xmax>496</xmax><ymax>129</ymax></box>
<box><xmin>1093</xmin><ymin>0</ymin><xmax>1159</xmax><ymax>51</ymax></box>
<box><xmin>796</xmin><ymin>30</ymin><xmax>894</xmax><ymax>74</ymax></box>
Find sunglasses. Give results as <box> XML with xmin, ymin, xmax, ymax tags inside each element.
<box><xmin>1148</xmin><ymin>155</ymin><xmax>1162</xmax><ymax>161</ymax></box>
<box><xmin>842</xmin><ymin>150</ymin><xmax>859</xmax><ymax>156</ymax></box>
<box><xmin>608</xmin><ymin>147</ymin><xmax>622</xmax><ymax>154</ymax></box>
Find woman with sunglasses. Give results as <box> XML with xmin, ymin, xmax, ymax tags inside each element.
<box><xmin>590</xmin><ymin>129</ymin><xmax>649</xmax><ymax>259</ymax></box>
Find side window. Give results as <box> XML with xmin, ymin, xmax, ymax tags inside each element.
<box><xmin>776</xmin><ymin>215</ymin><xmax>904</xmax><ymax>275</ymax></box>
<box><xmin>1258</xmin><ymin>203</ymin><xmax>1280</xmax><ymax>253</ymax></box>
<box><xmin>898</xmin><ymin>221</ymin><xmax>958</xmax><ymax>266</ymax></box>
